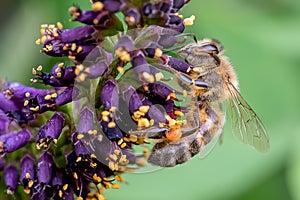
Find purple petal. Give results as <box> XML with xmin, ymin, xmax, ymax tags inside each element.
<box><xmin>20</xmin><ymin>155</ymin><xmax>35</xmax><ymax>186</ymax></box>
<box><xmin>78</xmin><ymin>106</ymin><xmax>95</xmax><ymax>133</ymax></box>
<box><xmin>100</xmin><ymin>79</ymin><xmax>119</xmax><ymax>110</ymax></box>
<box><xmin>0</xmin><ymin>129</ymin><xmax>32</xmax><ymax>154</ymax></box>
<box><xmin>4</xmin><ymin>165</ymin><xmax>18</xmax><ymax>194</ymax></box>
<box><xmin>37</xmin><ymin>152</ymin><xmax>53</xmax><ymax>184</ymax></box>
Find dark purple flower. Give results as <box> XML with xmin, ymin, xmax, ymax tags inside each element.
<box><xmin>36</xmin><ymin>112</ymin><xmax>65</xmax><ymax>149</ymax></box>
<box><xmin>100</xmin><ymin>79</ymin><xmax>119</xmax><ymax>110</ymax></box>
<box><xmin>171</xmin><ymin>0</ymin><xmax>186</xmax><ymax>12</ymax></box>
<box><xmin>55</xmin><ymin>86</ymin><xmax>82</xmax><ymax>106</ymax></box>
<box><xmin>32</xmin><ymin>64</ymin><xmax>76</xmax><ymax>87</ymax></box>
<box><xmin>4</xmin><ymin>165</ymin><xmax>19</xmax><ymax>195</ymax></box>
<box><xmin>102</xmin><ymin>0</ymin><xmax>125</xmax><ymax>12</ymax></box>
<box><xmin>167</xmin><ymin>14</ymin><xmax>185</xmax><ymax>33</ymax></box>
<box><xmin>37</xmin><ymin>152</ymin><xmax>53</xmax><ymax>185</ymax></box>
<box><xmin>20</xmin><ymin>155</ymin><xmax>35</xmax><ymax>194</ymax></box>
<box><xmin>0</xmin><ymin>92</ymin><xmax>18</xmax><ymax>112</ymax></box>
<box><xmin>125</xmin><ymin>7</ymin><xmax>141</xmax><ymax>26</ymax></box>
<box><xmin>0</xmin><ymin>129</ymin><xmax>32</xmax><ymax>155</ymax></box>
<box><xmin>0</xmin><ymin>110</ymin><xmax>9</xmax><ymax>133</ymax></box>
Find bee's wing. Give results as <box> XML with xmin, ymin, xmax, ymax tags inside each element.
<box><xmin>226</xmin><ymin>81</ymin><xmax>270</xmax><ymax>152</ymax></box>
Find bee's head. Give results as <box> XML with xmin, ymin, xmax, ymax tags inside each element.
<box><xmin>177</xmin><ymin>38</ymin><xmax>223</xmax><ymax>66</ymax></box>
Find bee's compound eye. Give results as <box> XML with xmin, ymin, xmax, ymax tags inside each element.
<box><xmin>202</xmin><ymin>44</ymin><xmax>219</xmax><ymax>54</ymax></box>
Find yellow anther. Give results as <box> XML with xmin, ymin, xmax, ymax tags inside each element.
<box><xmin>109</xmin><ymin>154</ymin><xmax>118</xmax><ymax>161</ymax></box>
<box><xmin>183</xmin><ymin>15</ymin><xmax>195</xmax><ymax>26</ymax></box>
<box><xmin>71</xmin><ymin>43</ymin><xmax>77</xmax><ymax>51</ymax></box>
<box><xmin>63</xmin><ymin>184</ymin><xmax>68</xmax><ymax>191</ymax></box>
<box><xmin>57</xmin><ymin>22</ymin><xmax>63</xmax><ymax>29</ymax></box>
<box><xmin>30</xmin><ymin>106</ymin><xmax>40</xmax><ymax>112</ymax></box>
<box><xmin>73</xmin><ymin>172</ymin><xmax>78</xmax><ymax>179</ymax></box>
<box><xmin>125</xmin><ymin>16</ymin><xmax>136</xmax><ymax>26</ymax></box>
<box><xmin>115</xmin><ymin>175</ymin><xmax>125</xmax><ymax>183</ymax></box>
<box><xmin>35</xmin><ymin>38</ymin><xmax>41</xmax><ymax>45</ymax></box>
<box><xmin>76</xmin><ymin>157</ymin><xmax>82</xmax><ymax>162</ymax></box>
<box><xmin>102</xmin><ymin>116</ymin><xmax>109</xmax><ymax>122</ymax></box>
<box><xmin>112</xmin><ymin>184</ymin><xmax>120</xmax><ymax>189</ymax></box>
<box><xmin>51</xmin><ymin>93</ymin><xmax>58</xmax><ymax>98</ymax></box>
<box><xmin>28</xmin><ymin>180</ymin><xmax>34</xmax><ymax>188</ymax></box>
<box><xmin>88</xmin><ymin>130</ymin><xmax>98</xmax><ymax>135</ymax></box>
<box><xmin>90</xmin><ymin>162</ymin><xmax>97</xmax><ymax>167</ymax></box>
<box><xmin>90</xmin><ymin>154</ymin><xmax>97</xmax><ymax>159</ymax></box>
<box><xmin>114</xmin><ymin>149</ymin><xmax>121</xmax><ymax>155</ymax></box>
<box><xmin>77</xmin><ymin>197</ymin><xmax>83</xmax><ymax>200</ymax></box>
<box><xmin>142</xmin><ymin>72</ymin><xmax>155</xmax><ymax>83</ymax></box>
<box><xmin>155</xmin><ymin>72</ymin><xmax>164</xmax><ymax>81</ymax></box>
<box><xmin>166</xmin><ymin>92</ymin><xmax>176</xmax><ymax>100</ymax></box>
<box><xmin>44</xmin><ymin>94</ymin><xmax>52</xmax><ymax>100</ymax></box>
<box><xmin>115</xmin><ymin>47</ymin><xmax>131</xmax><ymax>62</ymax></box>
<box><xmin>149</xmin><ymin>119</ymin><xmax>154</xmax><ymax>126</ymax></box>
<box><xmin>130</xmin><ymin>134</ymin><xmax>138</xmax><ymax>143</ymax></box>
<box><xmin>24</xmin><ymin>100</ymin><xmax>29</xmax><ymax>107</ymax></box>
<box><xmin>117</xmin><ymin>139</ymin><xmax>123</xmax><ymax>146</ymax></box>
<box><xmin>59</xmin><ymin>190</ymin><xmax>63</xmax><ymax>198</ymax></box>
<box><xmin>77</xmin><ymin>46</ymin><xmax>83</xmax><ymax>53</ymax></box>
<box><xmin>77</xmin><ymin>134</ymin><xmax>84</xmax><ymax>140</ymax></box>
<box><xmin>53</xmin><ymin>139</ymin><xmax>58</xmax><ymax>144</ymax></box>
<box><xmin>101</xmin><ymin>110</ymin><xmax>110</xmax><ymax>116</ymax></box>
<box><xmin>93</xmin><ymin>173</ymin><xmax>102</xmax><ymax>182</ymax></box>
<box><xmin>120</xmin><ymin>143</ymin><xmax>127</xmax><ymax>148</ymax></box>
<box><xmin>139</xmin><ymin>105</ymin><xmax>150</xmax><ymax>113</ymax></box>
<box><xmin>37</xmin><ymin>65</ymin><xmax>43</xmax><ymax>71</ymax></box>
<box><xmin>40</xmin><ymin>35</ymin><xmax>47</xmax><ymax>43</ymax></box>
<box><xmin>40</xmin><ymin>28</ymin><xmax>45</xmax><ymax>35</ymax></box>
<box><xmin>92</xmin><ymin>2</ymin><xmax>104</xmax><ymax>11</ymax></box>
<box><xmin>154</xmin><ymin>48</ymin><xmax>163</xmax><ymax>58</ymax></box>
<box><xmin>57</xmin><ymin>62</ymin><xmax>64</xmax><ymax>68</ymax></box>
<box><xmin>109</xmin><ymin>107</ymin><xmax>117</xmax><ymax>112</ymax></box>
<box><xmin>174</xmin><ymin>12</ymin><xmax>183</xmax><ymax>18</ymax></box>
<box><xmin>25</xmin><ymin>173</ymin><xmax>31</xmax><ymax>179</ymax></box>
<box><xmin>117</xmin><ymin>66</ymin><xmax>124</xmax><ymax>74</ymax></box>
<box><xmin>108</xmin><ymin>121</ymin><xmax>116</xmax><ymax>128</ymax></box>
<box><xmin>63</xmin><ymin>44</ymin><xmax>69</xmax><ymax>50</ymax></box>
<box><xmin>138</xmin><ymin>118</ymin><xmax>150</xmax><ymax>127</ymax></box>
<box><xmin>174</xmin><ymin>110</ymin><xmax>184</xmax><ymax>117</ymax></box>
<box><xmin>24</xmin><ymin>188</ymin><xmax>30</xmax><ymax>194</ymax></box>
<box><xmin>119</xmin><ymin>155</ymin><xmax>127</xmax><ymax>163</ymax></box>
<box><xmin>68</xmin><ymin>55</ymin><xmax>76</xmax><ymax>60</ymax></box>
<box><xmin>32</xmin><ymin>68</ymin><xmax>37</xmax><ymax>75</ymax></box>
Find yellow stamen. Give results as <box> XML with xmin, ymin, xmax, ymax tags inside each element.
<box><xmin>25</xmin><ymin>173</ymin><xmax>31</xmax><ymax>179</ymax></box>
<box><xmin>92</xmin><ymin>2</ymin><xmax>104</xmax><ymax>11</ymax></box>
<box><xmin>77</xmin><ymin>134</ymin><xmax>84</xmax><ymax>140</ymax></box>
<box><xmin>154</xmin><ymin>48</ymin><xmax>163</xmax><ymax>58</ymax></box>
<box><xmin>57</xmin><ymin>22</ymin><xmax>63</xmax><ymax>29</ymax></box>
<box><xmin>108</xmin><ymin>121</ymin><xmax>116</xmax><ymax>128</ymax></box>
<box><xmin>37</xmin><ymin>65</ymin><xmax>43</xmax><ymax>71</ymax></box>
<box><xmin>183</xmin><ymin>15</ymin><xmax>195</xmax><ymax>26</ymax></box>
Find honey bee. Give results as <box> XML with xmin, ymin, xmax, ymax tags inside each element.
<box><xmin>130</xmin><ymin>38</ymin><xmax>270</xmax><ymax>167</ymax></box>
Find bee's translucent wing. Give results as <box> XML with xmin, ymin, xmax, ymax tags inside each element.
<box><xmin>226</xmin><ymin>81</ymin><xmax>270</xmax><ymax>152</ymax></box>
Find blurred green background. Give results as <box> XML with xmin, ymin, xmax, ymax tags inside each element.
<box><xmin>1</xmin><ymin>0</ymin><xmax>300</xmax><ymax>199</ymax></box>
